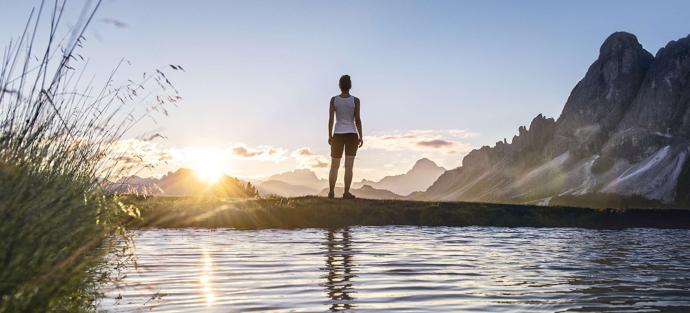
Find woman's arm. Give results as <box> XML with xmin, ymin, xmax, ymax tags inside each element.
<box><xmin>328</xmin><ymin>97</ymin><xmax>335</xmax><ymax>145</ymax></box>
<box><xmin>355</xmin><ymin>97</ymin><xmax>363</xmax><ymax>147</ymax></box>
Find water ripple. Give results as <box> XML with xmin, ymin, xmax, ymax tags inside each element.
<box><xmin>98</xmin><ymin>226</ymin><xmax>690</xmax><ymax>312</ymax></box>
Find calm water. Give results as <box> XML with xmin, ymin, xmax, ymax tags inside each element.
<box><xmin>99</xmin><ymin>227</ymin><xmax>690</xmax><ymax>312</ymax></box>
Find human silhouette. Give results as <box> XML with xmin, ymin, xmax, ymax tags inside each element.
<box><xmin>328</xmin><ymin>75</ymin><xmax>363</xmax><ymax>199</ymax></box>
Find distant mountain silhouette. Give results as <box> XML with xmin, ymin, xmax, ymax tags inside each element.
<box><xmin>257</xmin><ymin>180</ymin><xmax>320</xmax><ymax>197</ymax></box>
<box><xmin>258</xmin><ymin>161</ymin><xmax>443</xmax><ymax>199</ymax></box>
<box><xmin>418</xmin><ymin>32</ymin><xmax>690</xmax><ymax>207</ymax></box>
<box><xmin>106</xmin><ymin>175</ymin><xmax>163</xmax><ymax>195</ymax></box>
<box><xmin>255</xmin><ymin>168</ymin><xmax>327</xmax><ymax>197</ymax></box>
<box><xmin>106</xmin><ymin>168</ymin><xmax>257</xmax><ymax>197</ymax></box>
<box><xmin>319</xmin><ymin>185</ymin><xmax>404</xmax><ymax>200</ymax></box>
<box><xmin>266</xmin><ymin>169</ymin><xmax>327</xmax><ymax>190</ymax></box>
<box><xmin>354</xmin><ymin>158</ymin><xmax>445</xmax><ymax>196</ymax></box>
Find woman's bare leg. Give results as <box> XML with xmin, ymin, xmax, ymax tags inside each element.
<box><xmin>329</xmin><ymin>157</ymin><xmax>341</xmax><ymax>193</ymax></box>
<box><xmin>344</xmin><ymin>156</ymin><xmax>355</xmax><ymax>194</ymax></box>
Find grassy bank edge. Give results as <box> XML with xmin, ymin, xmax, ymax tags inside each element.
<box><xmin>128</xmin><ymin>196</ymin><xmax>690</xmax><ymax>230</ymax></box>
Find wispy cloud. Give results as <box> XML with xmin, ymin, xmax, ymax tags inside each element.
<box><xmin>108</xmin><ymin>138</ymin><xmax>173</xmax><ymax>167</ymax></box>
<box><xmin>108</xmin><ymin>139</ymin><xmax>291</xmax><ymax>177</ymax></box>
<box><xmin>416</xmin><ymin>139</ymin><xmax>454</xmax><ymax>148</ymax></box>
<box><xmin>366</xmin><ymin>129</ymin><xmax>476</xmax><ymax>155</ymax></box>
<box><xmin>291</xmin><ymin>147</ymin><xmax>329</xmax><ymax>169</ymax></box>
<box><xmin>107</xmin><ymin>129</ymin><xmax>478</xmax><ymax>180</ymax></box>
<box><xmin>232</xmin><ymin>146</ymin><xmax>261</xmax><ymax>158</ymax></box>
<box><xmin>230</xmin><ymin>144</ymin><xmax>287</xmax><ymax>161</ymax></box>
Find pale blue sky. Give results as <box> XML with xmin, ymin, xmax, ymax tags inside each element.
<box><xmin>3</xmin><ymin>1</ymin><xmax>690</xmax><ymax>180</ymax></box>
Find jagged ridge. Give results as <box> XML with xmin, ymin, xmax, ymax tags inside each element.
<box><xmin>421</xmin><ymin>32</ymin><xmax>690</xmax><ymax>207</ymax></box>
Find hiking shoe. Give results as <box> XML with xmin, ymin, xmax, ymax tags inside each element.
<box><xmin>328</xmin><ymin>191</ymin><xmax>335</xmax><ymax>199</ymax></box>
<box><xmin>342</xmin><ymin>192</ymin><xmax>356</xmax><ymax>199</ymax></box>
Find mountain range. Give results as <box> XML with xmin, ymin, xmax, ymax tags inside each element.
<box><xmin>318</xmin><ymin>185</ymin><xmax>405</xmax><ymax>200</ymax></box>
<box><xmin>352</xmin><ymin>158</ymin><xmax>445</xmax><ymax>196</ymax></box>
<box><xmin>257</xmin><ymin>158</ymin><xmax>445</xmax><ymax>198</ymax></box>
<box><xmin>107</xmin><ymin>168</ymin><xmax>257</xmax><ymax>197</ymax></box>
<box><xmin>256</xmin><ymin>169</ymin><xmax>326</xmax><ymax>197</ymax></box>
<box><xmin>416</xmin><ymin>32</ymin><xmax>690</xmax><ymax>207</ymax></box>
<box><xmin>109</xmin><ymin>32</ymin><xmax>690</xmax><ymax>208</ymax></box>
<box><xmin>108</xmin><ymin>158</ymin><xmax>444</xmax><ymax>199</ymax></box>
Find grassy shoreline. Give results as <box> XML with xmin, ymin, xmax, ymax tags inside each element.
<box><xmin>131</xmin><ymin>196</ymin><xmax>690</xmax><ymax>230</ymax></box>
<box><xmin>0</xmin><ymin>2</ymin><xmax>182</xmax><ymax>310</ymax></box>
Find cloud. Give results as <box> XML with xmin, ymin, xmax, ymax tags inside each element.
<box><xmin>229</xmin><ymin>144</ymin><xmax>287</xmax><ymax>161</ymax></box>
<box><xmin>107</xmin><ymin>139</ymin><xmax>293</xmax><ymax>178</ymax></box>
<box><xmin>416</xmin><ymin>139</ymin><xmax>454</xmax><ymax>148</ymax></box>
<box><xmin>232</xmin><ymin>146</ymin><xmax>261</xmax><ymax>158</ymax></box>
<box><xmin>312</xmin><ymin>160</ymin><xmax>329</xmax><ymax>168</ymax></box>
<box><xmin>108</xmin><ymin>138</ymin><xmax>172</xmax><ymax>167</ymax></box>
<box><xmin>366</xmin><ymin>129</ymin><xmax>476</xmax><ymax>155</ymax></box>
<box><xmin>111</xmin><ymin>155</ymin><xmax>142</xmax><ymax>165</ymax></box>
<box><xmin>106</xmin><ymin>130</ymin><xmax>476</xmax><ymax>181</ymax></box>
<box><xmin>292</xmin><ymin>147</ymin><xmax>330</xmax><ymax>169</ymax></box>
<box><xmin>294</xmin><ymin>147</ymin><xmax>315</xmax><ymax>156</ymax></box>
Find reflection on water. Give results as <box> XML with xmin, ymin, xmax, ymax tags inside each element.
<box><xmin>199</xmin><ymin>247</ymin><xmax>214</xmax><ymax>306</ymax></box>
<box><xmin>98</xmin><ymin>226</ymin><xmax>690</xmax><ymax>312</ymax></box>
<box><xmin>322</xmin><ymin>228</ymin><xmax>355</xmax><ymax>311</ymax></box>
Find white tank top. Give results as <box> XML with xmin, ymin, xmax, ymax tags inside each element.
<box><xmin>333</xmin><ymin>95</ymin><xmax>358</xmax><ymax>134</ymax></box>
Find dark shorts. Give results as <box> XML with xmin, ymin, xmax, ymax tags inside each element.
<box><xmin>330</xmin><ymin>133</ymin><xmax>359</xmax><ymax>158</ymax></box>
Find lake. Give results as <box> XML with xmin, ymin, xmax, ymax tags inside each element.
<box><xmin>98</xmin><ymin>226</ymin><xmax>690</xmax><ymax>312</ymax></box>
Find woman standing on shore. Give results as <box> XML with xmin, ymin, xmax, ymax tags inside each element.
<box><xmin>327</xmin><ymin>75</ymin><xmax>363</xmax><ymax>199</ymax></box>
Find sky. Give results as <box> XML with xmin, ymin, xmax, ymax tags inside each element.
<box><xmin>3</xmin><ymin>0</ymin><xmax>690</xmax><ymax>181</ymax></box>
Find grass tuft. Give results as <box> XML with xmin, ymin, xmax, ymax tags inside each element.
<box><xmin>0</xmin><ymin>1</ymin><xmax>180</xmax><ymax>311</ymax></box>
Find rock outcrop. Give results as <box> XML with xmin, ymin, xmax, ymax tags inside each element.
<box><xmin>420</xmin><ymin>32</ymin><xmax>690</xmax><ymax>207</ymax></box>
<box><xmin>549</xmin><ymin>32</ymin><xmax>654</xmax><ymax>158</ymax></box>
<box><xmin>617</xmin><ymin>35</ymin><xmax>690</xmax><ymax>137</ymax></box>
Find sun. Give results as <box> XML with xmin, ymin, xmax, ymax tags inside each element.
<box><xmin>188</xmin><ymin>151</ymin><xmax>226</xmax><ymax>184</ymax></box>
<box><xmin>193</xmin><ymin>163</ymin><xmax>223</xmax><ymax>184</ymax></box>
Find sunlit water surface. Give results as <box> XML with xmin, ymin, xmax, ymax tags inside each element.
<box><xmin>99</xmin><ymin>227</ymin><xmax>690</xmax><ymax>312</ymax></box>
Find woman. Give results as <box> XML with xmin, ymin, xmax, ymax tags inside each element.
<box><xmin>327</xmin><ymin>75</ymin><xmax>363</xmax><ymax>199</ymax></box>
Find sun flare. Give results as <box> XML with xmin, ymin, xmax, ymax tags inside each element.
<box><xmin>188</xmin><ymin>151</ymin><xmax>226</xmax><ymax>184</ymax></box>
<box><xmin>194</xmin><ymin>165</ymin><xmax>223</xmax><ymax>184</ymax></box>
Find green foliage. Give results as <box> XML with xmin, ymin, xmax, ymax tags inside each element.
<box><xmin>0</xmin><ymin>1</ymin><xmax>179</xmax><ymax>311</ymax></box>
<box><xmin>208</xmin><ymin>176</ymin><xmax>259</xmax><ymax>198</ymax></box>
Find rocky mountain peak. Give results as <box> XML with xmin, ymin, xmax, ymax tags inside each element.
<box><xmin>599</xmin><ymin>32</ymin><xmax>644</xmax><ymax>58</ymax></box>
<box><xmin>460</xmin><ymin>113</ymin><xmax>556</xmax><ymax>172</ymax></box>
<box><xmin>422</xmin><ymin>32</ymin><xmax>690</xmax><ymax>207</ymax></box>
<box><xmin>514</xmin><ymin>114</ymin><xmax>557</xmax><ymax>150</ymax></box>
<box><xmin>616</xmin><ymin>33</ymin><xmax>690</xmax><ymax>138</ymax></box>
<box><xmin>410</xmin><ymin>158</ymin><xmax>443</xmax><ymax>172</ymax></box>
<box><xmin>551</xmin><ymin>31</ymin><xmax>653</xmax><ymax>158</ymax></box>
